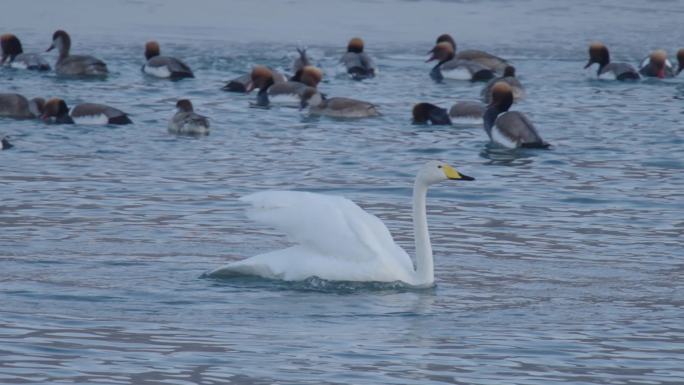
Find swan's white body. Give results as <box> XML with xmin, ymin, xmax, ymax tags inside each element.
<box><xmin>209</xmin><ymin>161</ymin><xmax>473</xmax><ymax>286</ymax></box>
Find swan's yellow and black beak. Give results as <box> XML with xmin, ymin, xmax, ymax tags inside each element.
<box><xmin>443</xmin><ymin>164</ymin><xmax>475</xmax><ymax>181</ymax></box>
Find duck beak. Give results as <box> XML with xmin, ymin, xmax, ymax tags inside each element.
<box><xmin>583</xmin><ymin>60</ymin><xmax>593</xmax><ymax>69</ymax></box>
<box><xmin>46</xmin><ymin>44</ymin><xmax>55</xmax><ymax>52</ymax></box>
<box><xmin>245</xmin><ymin>80</ymin><xmax>255</xmax><ymax>93</ymax></box>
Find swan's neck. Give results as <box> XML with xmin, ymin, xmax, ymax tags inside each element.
<box><xmin>412</xmin><ymin>179</ymin><xmax>433</xmax><ymax>285</ymax></box>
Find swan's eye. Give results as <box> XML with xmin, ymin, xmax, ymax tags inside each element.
<box><xmin>437</xmin><ymin>165</ymin><xmax>442</xmax><ymax>168</ymax></box>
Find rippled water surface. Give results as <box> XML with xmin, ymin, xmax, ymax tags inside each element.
<box><xmin>1</xmin><ymin>0</ymin><xmax>683</xmax><ymax>384</ymax></box>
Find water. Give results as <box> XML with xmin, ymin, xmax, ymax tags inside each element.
<box><xmin>1</xmin><ymin>0</ymin><xmax>684</xmax><ymax>384</ymax></box>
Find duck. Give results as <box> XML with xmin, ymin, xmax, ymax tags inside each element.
<box><xmin>1</xmin><ymin>136</ymin><xmax>12</xmax><ymax>150</ymax></box>
<box><xmin>168</xmin><ymin>99</ymin><xmax>209</xmax><ymax>135</ymax></box>
<box><xmin>46</xmin><ymin>30</ymin><xmax>108</xmax><ymax>77</ymax></box>
<box><xmin>142</xmin><ymin>41</ymin><xmax>194</xmax><ymax>79</ymax></box>
<box><xmin>1</xmin><ymin>34</ymin><xmax>50</xmax><ymax>70</ymax></box>
<box><xmin>300</xmin><ymin>88</ymin><xmax>379</xmax><ymax>118</ymax></box>
<box><xmin>222</xmin><ymin>67</ymin><xmax>287</xmax><ymax>93</ymax></box>
<box><xmin>449</xmin><ymin>101</ymin><xmax>486</xmax><ymax>124</ymax></box>
<box><xmin>41</xmin><ymin>98</ymin><xmax>131</xmax><ymax>125</ymax></box>
<box><xmin>340</xmin><ymin>37</ymin><xmax>376</xmax><ymax>80</ymax></box>
<box><xmin>639</xmin><ymin>49</ymin><xmax>674</xmax><ymax>78</ymax></box>
<box><xmin>677</xmin><ymin>49</ymin><xmax>684</xmax><ymax>75</ymax></box>
<box><xmin>481</xmin><ymin>66</ymin><xmax>525</xmax><ymax>103</ymax></box>
<box><xmin>583</xmin><ymin>42</ymin><xmax>640</xmax><ymax>80</ymax></box>
<box><xmin>412</xmin><ymin>103</ymin><xmax>451</xmax><ymax>125</ymax></box>
<box><xmin>427</xmin><ymin>42</ymin><xmax>494</xmax><ymax>82</ymax></box>
<box><xmin>292</xmin><ymin>47</ymin><xmax>311</xmax><ymax>74</ymax></box>
<box><xmin>268</xmin><ymin>65</ymin><xmax>323</xmax><ymax>106</ymax></box>
<box><xmin>0</xmin><ymin>93</ymin><xmax>45</xmax><ymax>119</ymax></box>
<box><xmin>208</xmin><ymin>161</ymin><xmax>474</xmax><ymax>286</ymax></box>
<box><xmin>435</xmin><ymin>34</ymin><xmax>508</xmax><ymax>73</ymax></box>
<box><xmin>483</xmin><ymin>82</ymin><xmax>549</xmax><ymax>148</ymax></box>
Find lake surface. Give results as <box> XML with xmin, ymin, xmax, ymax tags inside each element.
<box><xmin>1</xmin><ymin>0</ymin><xmax>683</xmax><ymax>384</ymax></box>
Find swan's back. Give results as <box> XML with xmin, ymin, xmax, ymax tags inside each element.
<box><xmin>240</xmin><ymin>191</ymin><xmax>413</xmax><ymax>273</ymax></box>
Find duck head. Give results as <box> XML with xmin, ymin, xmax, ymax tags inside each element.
<box><xmin>412</xmin><ymin>103</ymin><xmax>451</xmax><ymax>125</ymax></box>
<box><xmin>47</xmin><ymin>30</ymin><xmax>71</xmax><ymax>56</ymax></box>
<box><xmin>347</xmin><ymin>37</ymin><xmax>364</xmax><ymax>54</ymax></box>
<box><xmin>245</xmin><ymin>65</ymin><xmax>275</xmax><ymax>92</ymax></box>
<box><xmin>1</xmin><ymin>34</ymin><xmax>23</xmax><ymax>64</ymax></box>
<box><xmin>176</xmin><ymin>99</ymin><xmax>194</xmax><ymax>112</ymax></box>
<box><xmin>426</xmin><ymin>42</ymin><xmax>454</xmax><ymax>64</ymax></box>
<box><xmin>145</xmin><ymin>41</ymin><xmax>161</xmax><ymax>60</ymax></box>
<box><xmin>585</xmin><ymin>42</ymin><xmax>610</xmax><ymax>73</ymax></box>
<box><xmin>41</xmin><ymin>98</ymin><xmax>74</xmax><ymax>124</ymax></box>
<box><xmin>435</xmin><ymin>34</ymin><xmax>456</xmax><ymax>52</ymax></box>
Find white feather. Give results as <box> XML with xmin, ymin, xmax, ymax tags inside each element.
<box><xmin>10</xmin><ymin>61</ymin><xmax>28</xmax><ymax>70</ymax></box>
<box><xmin>72</xmin><ymin>114</ymin><xmax>109</xmax><ymax>125</ymax></box>
<box><xmin>442</xmin><ymin>68</ymin><xmax>473</xmax><ymax>80</ymax></box>
<box><xmin>144</xmin><ymin>64</ymin><xmax>171</xmax><ymax>78</ymax></box>
<box><xmin>209</xmin><ymin>191</ymin><xmax>414</xmax><ymax>282</ymax></box>
<box><xmin>268</xmin><ymin>93</ymin><xmax>302</xmax><ymax>107</ymax></box>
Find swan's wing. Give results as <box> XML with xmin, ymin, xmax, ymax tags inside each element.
<box><xmin>240</xmin><ymin>191</ymin><xmax>412</xmax><ymax>268</ymax></box>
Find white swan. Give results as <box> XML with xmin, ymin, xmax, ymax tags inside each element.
<box><xmin>208</xmin><ymin>161</ymin><xmax>474</xmax><ymax>287</ymax></box>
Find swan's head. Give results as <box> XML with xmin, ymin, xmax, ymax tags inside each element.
<box><xmin>418</xmin><ymin>161</ymin><xmax>474</xmax><ymax>185</ymax></box>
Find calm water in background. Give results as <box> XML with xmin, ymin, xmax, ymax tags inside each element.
<box><xmin>1</xmin><ymin>0</ymin><xmax>683</xmax><ymax>384</ymax></box>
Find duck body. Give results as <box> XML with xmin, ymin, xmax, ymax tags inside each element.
<box><xmin>70</xmin><ymin>103</ymin><xmax>132</xmax><ymax>125</ymax></box>
<box><xmin>483</xmin><ymin>82</ymin><xmax>548</xmax><ymax>149</ymax></box>
<box><xmin>311</xmin><ymin>97</ymin><xmax>380</xmax><ymax>118</ymax></box>
<box><xmin>0</xmin><ymin>93</ymin><xmax>44</xmax><ymax>119</ymax></box>
<box><xmin>142</xmin><ymin>41</ymin><xmax>194</xmax><ymax>79</ymax></box>
<box><xmin>143</xmin><ymin>56</ymin><xmax>193</xmax><ymax>79</ymax></box>
<box><xmin>168</xmin><ymin>99</ymin><xmax>209</xmax><ymax>135</ymax></box>
<box><xmin>449</xmin><ymin>101</ymin><xmax>485</xmax><ymax>124</ymax></box>
<box><xmin>1</xmin><ymin>34</ymin><xmax>50</xmax><ymax>71</ymax></box>
<box><xmin>436</xmin><ymin>59</ymin><xmax>495</xmax><ymax>81</ymax></box>
<box><xmin>302</xmin><ymin>90</ymin><xmax>379</xmax><ymax>118</ymax></box>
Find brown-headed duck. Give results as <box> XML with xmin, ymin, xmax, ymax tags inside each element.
<box><xmin>169</xmin><ymin>99</ymin><xmax>209</xmax><ymax>135</ymax></box>
<box><xmin>483</xmin><ymin>82</ymin><xmax>548</xmax><ymax>148</ymax></box>
<box><xmin>639</xmin><ymin>49</ymin><xmax>674</xmax><ymax>78</ymax></box>
<box><xmin>584</xmin><ymin>42</ymin><xmax>640</xmax><ymax>80</ymax></box>
<box><xmin>340</xmin><ymin>37</ymin><xmax>376</xmax><ymax>80</ymax></box>
<box><xmin>1</xmin><ymin>34</ymin><xmax>50</xmax><ymax>70</ymax></box>
<box><xmin>435</xmin><ymin>34</ymin><xmax>508</xmax><ymax>74</ymax></box>
<box><xmin>427</xmin><ymin>42</ymin><xmax>494</xmax><ymax>82</ymax></box>
<box><xmin>143</xmin><ymin>41</ymin><xmax>194</xmax><ymax>79</ymax></box>
<box><xmin>46</xmin><ymin>30</ymin><xmax>108</xmax><ymax>77</ymax></box>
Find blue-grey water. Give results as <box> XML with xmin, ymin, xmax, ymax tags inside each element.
<box><xmin>1</xmin><ymin>0</ymin><xmax>683</xmax><ymax>384</ymax></box>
